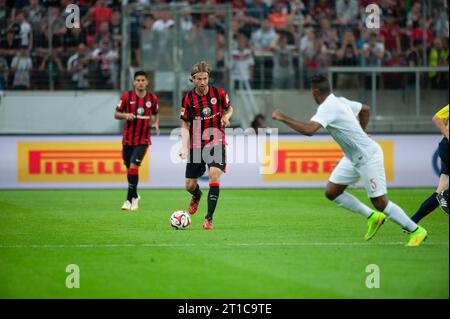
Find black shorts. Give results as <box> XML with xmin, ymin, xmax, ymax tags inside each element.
<box><xmin>438</xmin><ymin>137</ymin><xmax>449</xmax><ymax>175</ymax></box>
<box><xmin>122</xmin><ymin>144</ymin><xmax>148</xmax><ymax>168</ymax></box>
<box><xmin>185</xmin><ymin>145</ymin><xmax>227</xmax><ymax>179</ymax></box>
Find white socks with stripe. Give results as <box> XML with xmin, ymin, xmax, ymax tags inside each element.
<box><xmin>383</xmin><ymin>201</ymin><xmax>418</xmax><ymax>232</ymax></box>
<box><xmin>333</xmin><ymin>192</ymin><xmax>373</xmax><ymax>218</ymax></box>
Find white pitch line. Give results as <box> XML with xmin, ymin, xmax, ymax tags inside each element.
<box><xmin>0</xmin><ymin>242</ymin><xmax>448</xmax><ymax>248</ymax></box>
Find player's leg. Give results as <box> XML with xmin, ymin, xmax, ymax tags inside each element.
<box><xmin>326</xmin><ymin>157</ymin><xmax>374</xmax><ymax>219</ymax></box>
<box><xmin>185</xmin><ymin>151</ymin><xmax>206</xmax><ymax>214</ymax></box>
<box><xmin>436</xmin><ymin>139</ymin><xmax>449</xmax><ymax>213</ymax></box>
<box><xmin>203</xmin><ymin>167</ymin><xmax>222</xmax><ymax>230</ymax></box>
<box><xmin>128</xmin><ymin>145</ymin><xmax>148</xmax><ymax>211</ymax></box>
<box><xmin>411</xmin><ymin>174</ymin><xmax>448</xmax><ymax>222</ymax></box>
<box><xmin>203</xmin><ymin>145</ymin><xmax>227</xmax><ymax>230</ymax></box>
<box><xmin>361</xmin><ymin>147</ymin><xmax>427</xmax><ymax>246</ymax></box>
<box><xmin>121</xmin><ymin>145</ymin><xmax>133</xmax><ymax>210</ymax></box>
<box><xmin>412</xmin><ymin>139</ymin><xmax>449</xmax><ymax>221</ymax></box>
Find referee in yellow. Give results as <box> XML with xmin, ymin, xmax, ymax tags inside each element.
<box><xmin>412</xmin><ymin>104</ymin><xmax>449</xmax><ymax>222</ymax></box>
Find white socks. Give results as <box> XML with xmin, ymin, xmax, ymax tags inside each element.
<box><xmin>383</xmin><ymin>201</ymin><xmax>418</xmax><ymax>232</ymax></box>
<box><xmin>333</xmin><ymin>192</ymin><xmax>373</xmax><ymax>218</ymax></box>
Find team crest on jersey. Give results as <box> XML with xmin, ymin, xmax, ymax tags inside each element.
<box><xmin>137</xmin><ymin>107</ymin><xmax>145</xmax><ymax>115</ymax></box>
<box><xmin>146</xmin><ymin>101</ymin><xmax>152</xmax><ymax>108</ymax></box>
<box><xmin>210</xmin><ymin>98</ymin><xmax>217</xmax><ymax>105</ymax></box>
<box><xmin>202</xmin><ymin>107</ymin><xmax>212</xmax><ymax>117</ymax></box>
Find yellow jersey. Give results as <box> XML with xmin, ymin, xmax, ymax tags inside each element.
<box><xmin>435</xmin><ymin>104</ymin><xmax>449</xmax><ymax>129</ymax></box>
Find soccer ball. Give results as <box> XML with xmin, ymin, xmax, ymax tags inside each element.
<box><xmin>170</xmin><ymin>211</ymin><xmax>191</xmax><ymax>230</ymax></box>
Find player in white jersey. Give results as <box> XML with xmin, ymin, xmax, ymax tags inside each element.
<box><xmin>272</xmin><ymin>75</ymin><xmax>428</xmax><ymax>246</ymax></box>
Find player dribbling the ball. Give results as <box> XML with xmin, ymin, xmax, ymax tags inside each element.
<box><xmin>179</xmin><ymin>61</ymin><xmax>234</xmax><ymax>230</ymax></box>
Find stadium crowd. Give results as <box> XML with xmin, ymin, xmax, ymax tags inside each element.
<box><xmin>0</xmin><ymin>0</ymin><xmax>448</xmax><ymax>90</ymax></box>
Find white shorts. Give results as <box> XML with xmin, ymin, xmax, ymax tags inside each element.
<box><xmin>329</xmin><ymin>146</ymin><xmax>387</xmax><ymax>198</ymax></box>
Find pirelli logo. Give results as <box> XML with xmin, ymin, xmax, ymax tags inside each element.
<box><xmin>17</xmin><ymin>142</ymin><xmax>149</xmax><ymax>182</ymax></box>
<box><xmin>262</xmin><ymin>141</ymin><xmax>393</xmax><ymax>182</ymax></box>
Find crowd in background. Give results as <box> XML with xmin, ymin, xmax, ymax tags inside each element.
<box><xmin>0</xmin><ymin>0</ymin><xmax>448</xmax><ymax>91</ymax></box>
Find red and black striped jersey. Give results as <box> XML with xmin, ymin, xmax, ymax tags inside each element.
<box><xmin>116</xmin><ymin>90</ymin><xmax>159</xmax><ymax>146</ymax></box>
<box><xmin>180</xmin><ymin>85</ymin><xmax>231</xmax><ymax>149</ymax></box>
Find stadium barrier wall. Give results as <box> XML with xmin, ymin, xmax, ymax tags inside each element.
<box><xmin>0</xmin><ymin>134</ymin><xmax>442</xmax><ymax>189</ymax></box>
<box><xmin>0</xmin><ymin>92</ymin><xmax>120</xmax><ymax>134</ymax></box>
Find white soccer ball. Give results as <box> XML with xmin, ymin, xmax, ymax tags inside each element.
<box><xmin>170</xmin><ymin>211</ymin><xmax>191</xmax><ymax>230</ymax></box>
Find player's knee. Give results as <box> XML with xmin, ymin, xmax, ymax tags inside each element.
<box><xmin>324</xmin><ymin>189</ymin><xmax>338</xmax><ymax>201</ymax></box>
<box><xmin>371</xmin><ymin>197</ymin><xmax>388</xmax><ymax>211</ymax></box>
<box><xmin>185</xmin><ymin>180</ymin><xmax>196</xmax><ymax>192</ymax></box>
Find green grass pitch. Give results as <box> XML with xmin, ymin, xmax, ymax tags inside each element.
<box><xmin>0</xmin><ymin>188</ymin><xmax>448</xmax><ymax>299</ymax></box>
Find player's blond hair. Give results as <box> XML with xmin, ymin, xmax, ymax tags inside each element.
<box><xmin>189</xmin><ymin>61</ymin><xmax>212</xmax><ymax>82</ymax></box>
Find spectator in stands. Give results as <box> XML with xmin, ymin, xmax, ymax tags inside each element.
<box><xmin>322</xmin><ymin>29</ymin><xmax>340</xmax><ymax>66</ymax></box>
<box><xmin>39</xmin><ymin>6</ymin><xmax>66</xmax><ymax>53</ymax></box>
<box><xmin>64</xmin><ymin>25</ymin><xmax>88</xmax><ymax>55</ymax></box>
<box><xmin>93</xmin><ymin>21</ymin><xmax>114</xmax><ymax>49</ymax></box>
<box><xmin>67</xmin><ymin>43</ymin><xmax>91</xmax><ymax>89</ymax></box>
<box><xmin>383</xmin><ymin>49</ymin><xmax>406</xmax><ymax>89</ymax></box>
<box><xmin>335</xmin><ymin>0</ymin><xmax>358</xmax><ymax>28</ymax></box>
<box><xmin>0</xmin><ymin>0</ymin><xmax>10</xmax><ymax>38</ymax></box>
<box><xmin>432</xmin><ymin>9</ymin><xmax>449</xmax><ymax>39</ymax></box>
<box><xmin>180</xmin><ymin>7</ymin><xmax>193</xmax><ymax>32</ymax></box>
<box><xmin>204</xmin><ymin>14</ymin><xmax>225</xmax><ymax>35</ymax></box>
<box><xmin>232</xmin><ymin>0</ymin><xmax>246</xmax><ymax>10</ymax></box>
<box><xmin>313</xmin><ymin>0</ymin><xmax>334</xmax><ymax>20</ymax></box>
<box><xmin>23</xmin><ymin>0</ymin><xmax>45</xmax><ymax>35</ymax></box>
<box><xmin>231</xmin><ymin>33</ymin><xmax>254</xmax><ymax>89</ymax></box>
<box><xmin>0</xmin><ymin>29</ymin><xmax>20</xmax><ymax>67</ymax></box>
<box><xmin>268</xmin><ymin>1</ymin><xmax>293</xmax><ymax>29</ymax></box>
<box><xmin>363</xmin><ymin>32</ymin><xmax>385</xmax><ymax>66</ymax></box>
<box><xmin>11</xmin><ymin>10</ymin><xmax>32</xmax><ymax>50</ymax></box>
<box><xmin>428</xmin><ymin>37</ymin><xmax>449</xmax><ymax>89</ymax></box>
<box><xmin>271</xmin><ymin>33</ymin><xmax>295</xmax><ymax>89</ymax></box>
<box><xmin>251</xmin><ymin>19</ymin><xmax>277</xmax><ymax>51</ymax></box>
<box><xmin>300</xmin><ymin>27</ymin><xmax>316</xmax><ymax>56</ymax></box>
<box><xmin>250</xmin><ymin>113</ymin><xmax>266</xmax><ymax>134</ymax></box>
<box><xmin>11</xmin><ymin>45</ymin><xmax>32</xmax><ymax>89</ymax></box>
<box><xmin>91</xmin><ymin>40</ymin><xmax>119</xmax><ymax>89</ymax></box>
<box><xmin>317</xmin><ymin>18</ymin><xmax>334</xmax><ymax>45</ymax></box>
<box><xmin>246</xmin><ymin>0</ymin><xmax>270</xmax><ymax>21</ymax></box>
<box><xmin>380</xmin><ymin>10</ymin><xmax>402</xmax><ymax>56</ymax></box>
<box><xmin>335</xmin><ymin>29</ymin><xmax>359</xmax><ymax>88</ymax></box>
<box><xmin>410</xmin><ymin>18</ymin><xmax>433</xmax><ymax>49</ymax></box>
<box><xmin>38</xmin><ymin>50</ymin><xmax>65</xmax><ymax>88</ymax></box>
<box><xmin>84</xmin><ymin>0</ymin><xmax>112</xmax><ymax>34</ymax></box>
<box><xmin>111</xmin><ymin>10</ymin><xmax>122</xmax><ymax>48</ymax></box>
<box><xmin>406</xmin><ymin>1</ymin><xmax>421</xmax><ymax>28</ymax></box>
<box><xmin>291</xmin><ymin>0</ymin><xmax>313</xmax><ymax>28</ymax></box>
<box><xmin>407</xmin><ymin>39</ymin><xmax>423</xmax><ymax>67</ymax></box>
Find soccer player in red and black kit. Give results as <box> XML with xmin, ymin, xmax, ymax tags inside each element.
<box><xmin>114</xmin><ymin>71</ymin><xmax>159</xmax><ymax>211</ymax></box>
<box><xmin>180</xmin><ymin>61</ymin><xmax>234</xmax><ymax>230</ymax></box>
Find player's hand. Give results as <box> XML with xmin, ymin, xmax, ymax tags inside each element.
<box><xmin>221</xmin><ymin>116</ymin><xmax>231</xmax><ymax>128</ymax></box>
<box><xmin>152</xmin><ymin>123</ymin><xmax>160</xmax><ymax>135</ymax></box>
<box><xmin>125</xmin><ymin>113</ymin><xmax>135</xmax><ymax>121</ymax></box>
<box><xmin>272</xmin><ymin>108</ymin><xmax>285</xmax><ymax>121</ymax></box>
<box><xmin>179</xmin><ymin>149</ymin><xmax>187</xmax><ymax>160</ymax></box>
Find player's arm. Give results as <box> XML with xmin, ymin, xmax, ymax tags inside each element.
<box><xmin>272</xmin><ymin>109</ymin><xmax>321</xmax><ymax>136</ymax></box>
<box><xmin>180</xmin><ymin>120</ymin><xmax>190</xmax><ymax>159</ymax></box>
<box><xmin>152</xmin><ymin>113</ymin><xmax>160</xmax><ymax>135</ymax></box>
<box><xmin>358</xmin><ymin>104</ymin><xmax>371</xmax><ymax>131</ymax></box>
<box><xmin>432</xmin><ymin>108</ymin><xmax>449</xmax><ymax>140</ymax></box>
<box><xmin>114</xmin><ymin>111</ymin><xmax>135</xmax><ymax>121</ymax></box>
<box><xmin>221</xmin><ymin>106</ymin><xmax>234</xmax><ymax>127</ymax></box>
<box><xmin>114</xmin><ymin>93</ymin><xmax>135</xmax><ymax>121</ymax></box>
